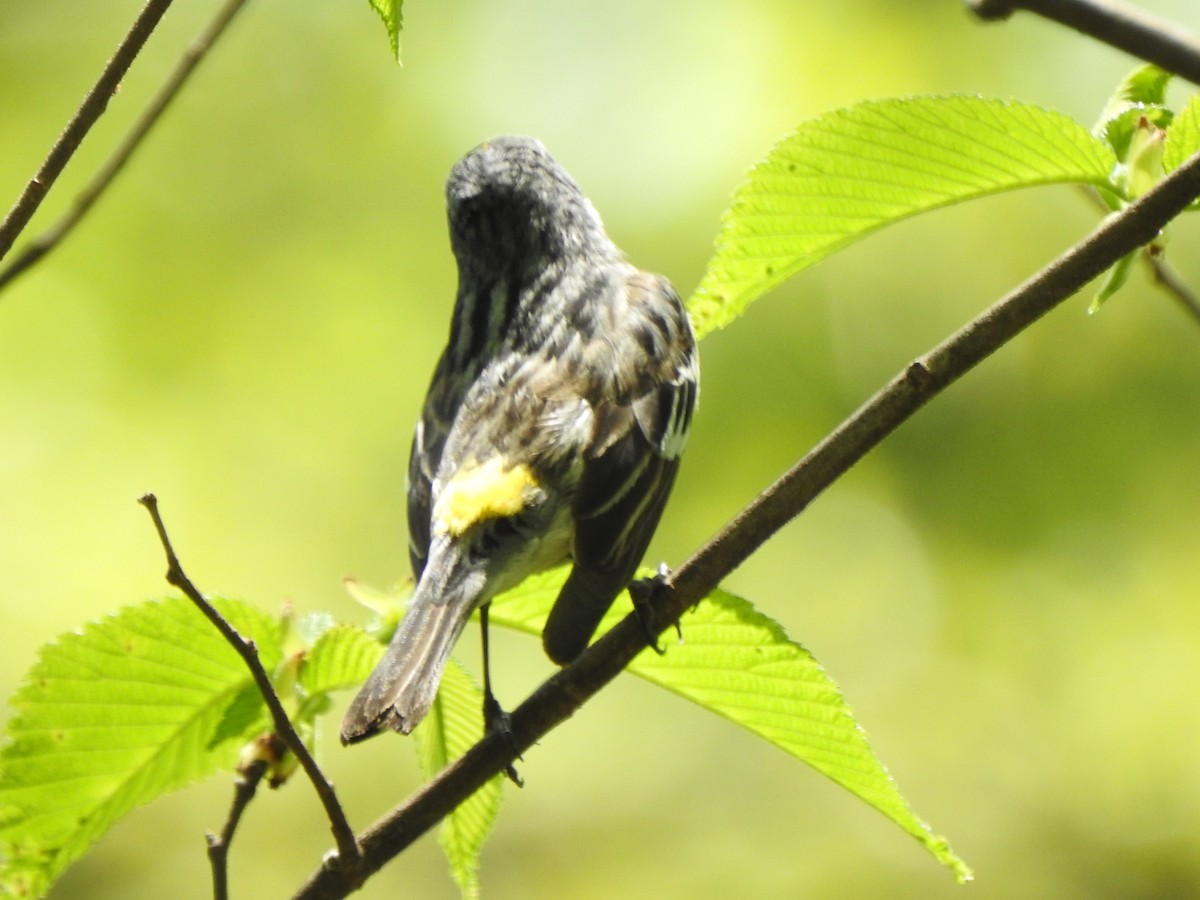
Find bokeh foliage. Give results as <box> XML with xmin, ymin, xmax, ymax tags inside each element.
<box><xmin>2</xmin><ymin>1</ymin><xmax>1200</xmax><ymax>898</ymax></box>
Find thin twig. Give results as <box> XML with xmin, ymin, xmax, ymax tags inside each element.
<box><xmin>292</xmin><ymin>149</ymin><xmax>1200</xmax><ymax>899</ymax></box>
<box><xmin>0</xmin><ymin>0</ymin><xmax>175</xmax><ymax>263</ymax></box>
<box><xmin>138</xmin><ymin>493</ymin><xmax>363</xmax><ymax>878</ymax></box>
<box><xmin>1080</xmin><ymin>186</ymin><xmax>1200</xmax><ymax>325</ymax></box>
<box><xmin>0</xmin><ymin>0</ymin><xmax>252</xmax><ymax>295</ymax></box>
<box><xmin>966</xmin><ymin>0</ymin><xmax>1200</xmax><ymax>86</ymax></box>
<box><xmin>1147</xmin><ymin>251</ymin><xmax>1200</xmax><ymax>324</ymax></box>
<box><xmin>207</xmin><ymin>758</ymin><xmax>269</xmax><ymax>900</ymax></box>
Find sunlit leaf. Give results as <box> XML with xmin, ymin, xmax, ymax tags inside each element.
<box><xmin>299</xmin><ymin>624</ymin><xmax>385</xmax><ymax>697</ymax></box>
<box><xmin>1089</xmin><ymin>248</ymin><xmax>1138</xmax><ymax>313</ymax></box>
<box><xmin>1164</xmin><ymin>93</ymin><xmax>1200</xmax><ymax>175</ymax></box>
<box><xmin>368</xmin><ymin>0</ymin><xmax>404</xmax><ymax>62</ymax></box>
<box><xmin>1094</xmin><ymin>64</ymin><xmax>1172</xmax><ymax>160</ymax></box>
<box><xmin>415</xmin><ymin>661</ymin><xmax>503</xmax><ymax>900</ymax></box>
<box><xmin>489</xmin><ymin>569</ymin><xmax>971</xmax><ymax>881</ymax></box>
<box><xmin>207</xmin><ymin>681</ymin><xmax>270</xmax><ymax>749</ymax></box>
<box><xmin>688</xmin><ymin>95</ymin><xmax>1116</xmax><ymax>338</ymax></box>
<box><xmin>0</xmin><ymin>598</ymin><xmax>281</xmax><ymax>897</ymax></box>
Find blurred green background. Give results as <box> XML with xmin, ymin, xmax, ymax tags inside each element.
<box><xmin>3</xmin><ymin>1</ymin><xmax>1200</xmax><ymax>897</ymax></box>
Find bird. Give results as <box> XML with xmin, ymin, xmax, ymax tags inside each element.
<box><xmin>340</xmin><ymin>136</ymin><xmax>698</xmax><ymax>746</ymax></box>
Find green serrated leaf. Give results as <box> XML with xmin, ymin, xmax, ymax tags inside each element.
<box><xmin>687</xmin><ymin>95</ymin><xmax>1116</xmax><ymax>339</ymax></box>
<box><xmin>1116</xmin><ymin>64</ymin><xmax>1172</xmax><ymax>107</ymax></box>
<box><xmin>1164</xmin><ymin>93</ymin><xmax>1200</xmax><ymax>174</ymax></box>
<box><xmin>1094</xmin><ymin>64</ymin><xmax>1172</xmax><ymax>152</ymax></box>
<box><xmin>1099</xmin><ymin>106</ymin><xmax>1173</xmax><ymax>163</ymax></box>
<box><xmin>488</xmin><ymin>568</ymin><xmax>971</xmax><ymax>881</ymax></box>
<box><xmin>632</xmin><ymin>589</ymin><xmax>971</xmax><ymax>882</ymax></box>
<box><xmin>369</xmin><ymin>0</ymin><xmax>403</xmax><ymax>62</ymax></box>
<box><xmin>1096</xmin><ymin>65</ymin><xmax>1171</xmax><ymax>120</ymax></box>
<box><xmin>414</xmin><ymin>661</ymin><xmax>503</xmax><ymax>900</ymax></box>
<box><xmin>0</xmin><ymin>597</ymin><xmax>281</xmax><ymax>897</ymax></box>
<box><xmin>207</xmin><ymin>681</ymin><xmax>268</xmax><ymax>750</ymax></box>
<box><xmin>299</xmin><ymin>624</ymin><xmax>385</xmax><ymax>697</ymax></box>
<box><xmin>295</xmin><ymin>625</ymin><xmax>383</xmax><ymax>738</ymax></box>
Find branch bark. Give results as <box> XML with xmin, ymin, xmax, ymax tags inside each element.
<box><xmin>138</xmin><ymin>494</ymin><xmax>362</xmax><ymax>877</ymax></box>
<box><xmin>207</xmin><ymin>758</ymin><xmax>268</xmax><ymax>900</ymax></box>
<box><xmin>966</xmin><ymin>0</ymin><xmax>1200</xmax><ymax>85</ymax></box>
<box><xmin>0</xmin><ymin>0</ymin><xmax>175</xmax><ymax>263</ymax></box>
<box><xmin>0</xmin><ymin>0</ymin><xmax>252</xmax><ymax>294</ymax></box>
<box><xmin>291</xmin><ymin>147</ymin><xmax>1200</xmax><ymax>900</ymax></box>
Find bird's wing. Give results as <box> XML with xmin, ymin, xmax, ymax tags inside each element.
<box><xmin>542</xmin><ymin>271</ymin><xmax>698</xmax><ymax>664</ymax></box>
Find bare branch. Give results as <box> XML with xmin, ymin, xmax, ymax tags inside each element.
<box><xmin>137</xmin><ymin>493</ymin><xmax>363</xmax><ymax>877</ymax></box>
<box><xmin>0</xmin><ymin>0</ymin><xmax>174</xmax><ymax>263</ymax></box>
<box><xmin>1147</xmin><ymin>251</ymin><xmax>1200</xmax><ymax>324</ymax></box>
<box><xmin>966</xmin><ymin>0</ymin><xmax>1200</xmax><ymax>85</ymax></box>
<box><xmin>207</xmin><ymin>757</ymin><xmax>269</xmax><ymax>900</ymax></box>
<box><xmin>0</xmin><ymin>0</ymin><xmax>252</xmax><ymax>295</ymax></box>
<box><xmin>291</xmin><ymin>147</ymin><xmax>1200</xmax><ymax>900</ymax></box>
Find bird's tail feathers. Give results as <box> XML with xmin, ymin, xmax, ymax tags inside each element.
<box><xmin>340</xmin><ymin>567</ymin><xmax>480</xmax><ymax>744</ymax></box>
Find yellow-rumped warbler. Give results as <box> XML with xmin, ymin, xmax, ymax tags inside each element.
<box><xmin>340</xmin><ymin>136</ymin><xmax>698</xmax><ymax>745</ymax></box>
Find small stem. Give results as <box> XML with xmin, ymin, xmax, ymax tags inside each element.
<box><xmin>0</xmin><ymin>0</ymin><xmax>253</xmax><ymax>294</ymax></box>
<box><xmin>966</xmin><ymin>0</ymin><xmax>1200</xmax><ymax>85</ymax></box>
<box><xmin>0</xmin><ymin>0</ymin><xmax>176</xmax><ymax>263</ymax></box>
<box><xmin>1147</xmin><ymin>252</ymin><xmax>1200</xmax><ymax>325</ymax></box>
<box><xmin>138</xmin><ymin>494</ymin><xmax>362</xmax><ymax>877</ymax></box>
<box><xmin>207</xmin><ymin>758</ymin><xmax>269</xmax><ymax>900</ymax></box>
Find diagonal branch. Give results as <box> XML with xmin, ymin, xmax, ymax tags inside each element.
<box><xmin>0</xmin><ymin>0</ymin><xmax>253</xmax><ymax>295</ymax></box>
<box><xmin>966</xmin><ymin>0</ymin><xmax>1200</xmax><ymax>86</ymax></box>
<box><xmin>137</xmin><ymin>494</ymin><xmax>362</xmax><ymax>877</ymax></box>
<box><xmin>0</xmin><ymin>0</ymin><xmax>175</xmax><ymax>263</ymax></box>
<box><xmin>1081</xmin><ymin>186</ymin><xmax>1200</xmax><ymax>325</ymax></box>
<box><xmin>291</xmin><ymin>147</ymin><xmax>1200</xmax><ymax>900</ymax></box>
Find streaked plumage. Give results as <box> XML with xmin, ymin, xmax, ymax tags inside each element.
<box><xmin>341</xmin><ymin>136</ymin><xmax>697</xmax><ymax>744</ymax></box>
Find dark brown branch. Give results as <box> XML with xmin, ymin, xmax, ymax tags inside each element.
<box><xmin>1079</xmin><ymin>185</ymin><xmax>1200</xmax><ymax>325</ymax></box>
<box><xmin>292</xmin><ymin>148</ymin><xmax>1200</xmax><ymax>900</ymax></box>
<box><xmin>0</xmin><ymin>0</ymin><xmax>252</xmax><ymax>294</ymax></box>
<box><xmin>0</xmin><ymin>0</ymin><xmax>174</xmax><ymax>263</ymax></box>
<box><xmin>137</xmin><ymin>494</ymin><xmax>362</xmax><ymax>876</ymax></box>
<box><xmin>207</xmin><ymin>758</ymin><xmax>269</xmax><ymax>900</ymax></box>
<box><xmin>966</xmin><ymin>0</ymin><xmax>1200</xmax><ymax>85</ymax></box>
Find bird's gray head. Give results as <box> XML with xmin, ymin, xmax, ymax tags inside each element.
<box><xmin>445</xmin><ymin>136</ymin><xmax>611</xmax><ymax>276</ymax></box>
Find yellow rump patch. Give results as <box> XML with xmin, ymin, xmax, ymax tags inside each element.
<box><xmin>433</xmin><ymin>458</ymin><xmax>539</xmax><ymax>537</ymax></box>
